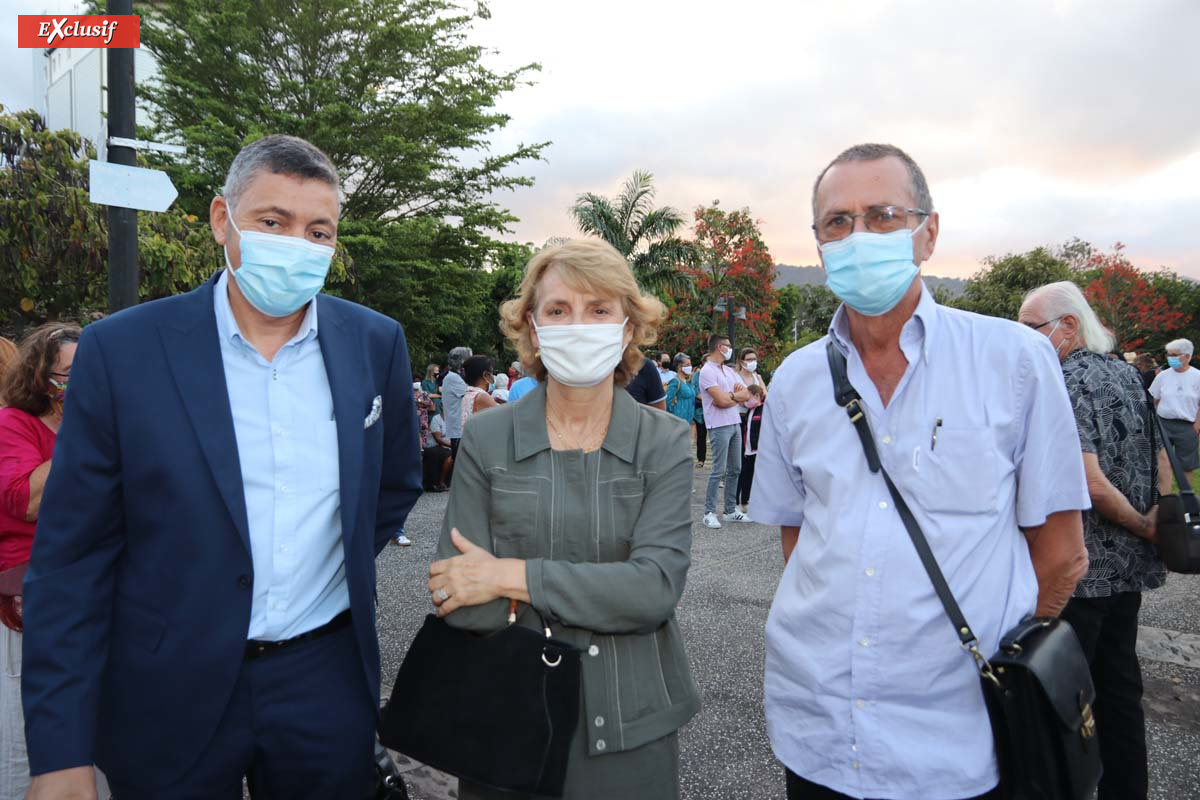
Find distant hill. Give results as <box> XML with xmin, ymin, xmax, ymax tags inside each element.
<box><xmin>774</xmin><ymin>264</ymin><xmax>967</xmax><ymax>297</ymax></box>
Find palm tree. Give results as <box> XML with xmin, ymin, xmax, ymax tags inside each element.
<box><xmin>569</xmin><ymin>171</ymin><xmax>694</xmax><ymax>294</ymax></box>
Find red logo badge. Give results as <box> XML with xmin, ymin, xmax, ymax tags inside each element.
<box><xmin>17</xmin><ymin>15</ymin><xmax>140</xmax><ymax>49</ymax></box>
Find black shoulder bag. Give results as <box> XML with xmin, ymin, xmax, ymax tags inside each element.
<box><xmin>1144</xmin><ymin>390</ymin><xmax>1200</xmax><ymax>573</ymax></box>
<box><xmin>826</xmin><ymin>341</ymin><xmax>1101</xmax><ymax>800</ymax></box>
<box><xmin>378</xmin><ymin>605</ymin><xmax>581</xmax><ymax>797</ymax></box>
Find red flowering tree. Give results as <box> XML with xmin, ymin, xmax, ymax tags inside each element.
<box><xmin>1083</xmin><ymin>244</ymin><xmax>1189</xmax><ymax>351</ymax></box>
<box><xmin>659</xmin><ymin>203</ymin><xmax>778</xmax><ymax>360</ymax></box>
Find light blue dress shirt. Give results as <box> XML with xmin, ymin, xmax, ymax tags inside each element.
<box><xmin>214</xmin><ymin>269</ymin><xmax>348</xmax><ymax>641</ymax></box>
<box><xmin>751</xmin><ymin>284</ymin><xmax>1090</xmax><ymax>799</ymax></box>
<box><xmin>506</xmin><ymin>376</ymin><xmax>539</xmax><ymax>403</ymax></box>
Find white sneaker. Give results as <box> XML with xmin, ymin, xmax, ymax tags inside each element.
<box><xmin>723</xmin><ymin>510</ymin><xmax>752</xmax><ymax>523</ymax></box>
<box><xmin>702</xmin><ymin>512</ymin><xmax>722</xmax><ymax>529</ymax></box>
<box><xmin>393</xmin><ymin>533</ymin><xmax>412</xmax><ymax>546</ymax></box>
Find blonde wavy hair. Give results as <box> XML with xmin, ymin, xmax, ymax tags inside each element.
<box><xmin>500</xmin><ymin>239</ymin><xmax>666</xmax><ymax>386</ymax></box>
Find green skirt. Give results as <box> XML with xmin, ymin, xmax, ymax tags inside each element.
<box><xmin>457</xmin><ymin>728</ymin><xmax>680</xmax><ymax>800</ymax></box>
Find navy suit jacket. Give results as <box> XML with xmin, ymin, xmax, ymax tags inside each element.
<box><xmin>21</xmin><ymin>276</ymin><xmax>422</xmax><ymax>787</ymax></box>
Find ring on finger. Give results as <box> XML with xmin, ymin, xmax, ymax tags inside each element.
<box><xmin>435</xmin><ymin>587</ymin><xmax>450</xmax><ymax>603</ymax></box>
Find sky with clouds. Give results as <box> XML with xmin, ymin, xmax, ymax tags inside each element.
<box><xmin>5</xmin><ymin>0</ymin><xmax>1199</xmax><ymax>278</ymax></box>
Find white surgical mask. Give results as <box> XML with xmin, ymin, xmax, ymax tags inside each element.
<box><xmin>719</xmin><ymin>345</ymin><xmax>733</xmax><ymax>361</ymax></box>
<box><xmin>682</xmin><ymin>365</ymin><xmax>693</xmax><ymax>375</ymax></box>
<box><xmin>533</xmin><ymin>317</ymin><xmax>628</xmax><ymax>388</ymax></box>
<box><xmin>743</xmin><ymin>360</ymin><xmax>758</xmax><ymax>373</ymax></box>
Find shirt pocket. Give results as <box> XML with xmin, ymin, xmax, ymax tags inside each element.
<box><xmin>605</xmin><ymin>476</ymin><xmax>645</xmax><ymax>559</ymax></box>
<box><xmin>489</xmin><ymin>474</ymin><xmax>544</xmax><ymax>558</ymax></box>
<box><xmin>913</xmin><ymin>427</ymin><xmax>998</xmax><ymax>515</ymax></box>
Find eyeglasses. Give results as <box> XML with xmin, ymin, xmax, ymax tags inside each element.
<box><xmin>813</xmin><ymin>205</ymin><xmax>930</xmax><ymax>243</ymax></box>
<box><xmin>1023</xmin><ymin>316</ymin><xmax>1062</xmax><ymax>331</ymax></box>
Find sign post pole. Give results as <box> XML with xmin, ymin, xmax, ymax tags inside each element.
<box><xmin>106</xmin><ymin>0</ymin><xmax>138</xmax><ymax>312</ymax></box>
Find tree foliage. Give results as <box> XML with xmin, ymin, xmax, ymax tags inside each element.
<box><xmin>138</xmin><ymin>0</ymin><xmax>546</xmax><ymax>231</ymax></box>
<box><xmin>953</xmin><ymin>247</ymin><xmax>1074</xmax><ymax>320</ymax></box>
<box><xmin>0</xmin><ymin>106</ymin><xmax>215</xmax><ymax>327</ymax></box>
<box><xmin>570</xmin><ymin>171</ymin><xmax>693</xmax><ymax>294</ymax></box>
<box><xmin>1082</xmin><ymin>244</ymin><xmax>1190</xmax><ymax>352</ymax></box>
<box><xmin>660</xmin><ymin>204</ymin><xmax>777</xmax><ymax>358</ymax></box>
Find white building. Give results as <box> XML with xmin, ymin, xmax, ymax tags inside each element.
<box><xmin>32</xmin><ymin>45</ymin><xmax>160</xmax><ymax>145</ymax></box>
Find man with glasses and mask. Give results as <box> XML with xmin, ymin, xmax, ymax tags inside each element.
<box><xmin>22</xmin><ymin>135</ymin><xmax>423</xmax><ymax>799</ymax></box>
<box><xmin>1149</xmin><ymin>337</ymin><xmax>1200</xmax><ymax>482</ymax></box>
<box><xmin>751</xmin><ymin>143</ymin><xmax>1090</xmax><ymax>800</ymax></box>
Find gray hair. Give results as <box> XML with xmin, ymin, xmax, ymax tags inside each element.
<box><xmin>1166</xmin><ymin>338</ymin><xmax>1194</xmax><ymax>356</ymax></box>
<box><xmin>447</xmin><ymin>346</ymin><xmax>473</xmax><ymax>370</ymax></box>
<box><xmin>222</xmin><ymin>135</ymin><xmax>341</xmax><ymax>210</ymax></box>
<box><xmin>1024</xmin><ymin>281</ymin><xmax>1115</xmax><ymax>355</ymax></box>
<box><xmin>811</xmin><ymin>143</ymin><xmax>934</xmax><ymax>222</ymax></box>
<box><xmin>672</xmin><ymin>352</ymin><xmax>691</xmax><ymax>369</ymax></box>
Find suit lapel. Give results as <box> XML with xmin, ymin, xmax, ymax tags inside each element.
<box><xmin>317</xmin><ymin>299</ymin><xmax>365</xmax><ymax>548</ymax></box>
<box><xmin>159</xmin><ymin>278</ymin><xmax>252</xmax><ymax>556</ymax></box>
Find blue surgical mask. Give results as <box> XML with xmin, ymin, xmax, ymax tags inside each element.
<box><xmin>819</xmin><ymin>219</ymin><xmax>927</xmax><ymax>316</ymax></box>
<box><xmin>1168</xmin><ymin>356</ymin><xmax>1183</xmax><ymax>369</ymax></box>
<box><xmin>224</xmin><ymin>207</ymin><xmax>335</xmax><ymax>318</ymax></box>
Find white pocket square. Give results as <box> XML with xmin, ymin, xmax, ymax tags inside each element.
<box><xmin>364</xmin><ymin>395</ymin><xmax>382</xmax><ymax>429</ymax></box>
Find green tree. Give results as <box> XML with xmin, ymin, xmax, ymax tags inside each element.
<box><xmin>138</xmin><ymin>0</ymin><xmax>546</xmax><ymax>232</ymax></box>
<box><xmin>1146</xmin><ymin>268</ymin><xmax>1200</xmax><ymax>355</ymax></box>
<box><xmin>0</xmin><ymin>106</ymin><xmax>214</xmax><ymax>327</ymax></box>
<box><xmin>772</xmin><ymin>284</ymin><xmax>803</xmax><ymax>345</ymax></box>
<box><xmin>569</xmin><ymin>171</ymin><xmax>693</xmax><ymax>294</ymax></box>
<box><xmin>955</xmin><ymin>247</ymin><xmax>1075</xmax><ymax>320</ymax></box>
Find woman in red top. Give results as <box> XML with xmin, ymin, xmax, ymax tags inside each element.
<box><xmin>0</xmin><ymin>323</ymin><xmax>79</xmax><ymax>800</ymax></box>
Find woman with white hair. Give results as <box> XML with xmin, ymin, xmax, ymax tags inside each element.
<box><xmin>1149</xmin><ymin>337</ymin><xmax>1200</xmax><ymax>480</ymax></box>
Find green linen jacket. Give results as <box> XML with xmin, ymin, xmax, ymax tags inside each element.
<box><xmin>437</xmin><ymin>381</ymin><xmax>702</xmax><ymax>757</ymax></box>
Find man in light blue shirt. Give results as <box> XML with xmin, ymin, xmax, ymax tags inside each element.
<box><xmin>751</xmin><ymin>143</ymin><xmax>1090</xmax><ymax>800</ymax></box>
<box><xmin>506</xmin><ymin>374</ymin><xmax>539</xmax><ymax>402</ymax></box>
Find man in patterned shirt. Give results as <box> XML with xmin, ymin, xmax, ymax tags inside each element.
<box><xmin>1021</xmin><ymin>281</ymin><xmax>1168</xmax><ymax>800</ymax></box>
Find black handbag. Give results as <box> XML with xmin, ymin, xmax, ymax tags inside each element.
<box><xmin>366</xmin><ymin>738</ymin><xmax>410</xmax><ymax>800</ymax></box>
<box><xmin>826</xmin><ymin>341</ymin><xmax>1101</xmax><ymax>800</ymax></box>
<box><xmin>378</xmin><ymin>608</ymin><xmax>581</xmax><ymax>797</ymax></box>
<box><xmin>1145</xmin><ymin>395</ymin><xmax>1200</xmax><ymax>573</ymax></box>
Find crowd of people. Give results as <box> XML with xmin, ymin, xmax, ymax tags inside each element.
<box><xmin>0</xmin><ymin>133</ymin><xmax>1193</xmax><ymax>800</ymax></box>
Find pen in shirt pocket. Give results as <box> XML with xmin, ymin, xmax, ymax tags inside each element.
<box><xmin>930</xmin><ymin>417</ymin><xmax>943</xmax><ymax>450</ymax></box>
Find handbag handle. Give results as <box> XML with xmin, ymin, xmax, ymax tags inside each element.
<box><xmin>825</xmin><ymin>341</ymin><xmax>1000</xmax><ymax>685</ymax></box>
<box><xmin>509</xmin><ymin>599</ymin><xmax>565</xmax><ymax>668</ymax></box>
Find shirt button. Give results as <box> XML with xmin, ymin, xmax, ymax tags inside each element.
<box><xmin>237</xmin><ymin>575</ymin><xmax>251</xmax><ymax>589</ymax></box>
<box><xmin>595</xmin><ymin>739</ymin><xmax>606</xmax><ymax>752</ymax></box>
<box><xmin>878</xmin><ymin>501</ymin><xmax>888</xmax><ymax>509</ymax></box>
<box><xmin>859</xmin><ymin>637</ymin><xmax>870</xmax><ymax>647</ymax></box>
<box><xmin>864</xmin><ymin>567</ymin><xmax>875</xmax><ymax>577</ymax></box>
<box><xmin>855</xmin><ymin>699</ymin><xmax>866</xmax><ymax>709</ymax></box>
<box><xmin>280</xmin><ymin>484</ymin><xmax>290</xmax><ymax>494</ymax></box>
<box><xmin>851</xmin><ymin>744</ymin><xmax>858</xmax><ymax>753</ymax></box>
<box><xmin>588</xmin><ymin>645</ymin><xmax>599</xmax><ymax>657</ymax></box>
<box><xmin>881</xmin><ymin>435</ymin><xmax>892</xmax><ymax>445</ymax></box>
<box><xmin>852</xmin><ymin>761</ymin><xmax>860</xmax><ymax>771</ymax></box>
<box><xmin>594</xmin><ymin>716</ymin><xmax>605</xmax><ymax>728</ymax></box>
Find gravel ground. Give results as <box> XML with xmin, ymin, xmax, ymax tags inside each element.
<box><xmin>376</xmin><ymin>470</ymin><xmax>1200</xmax><ymax>800</ymax></box>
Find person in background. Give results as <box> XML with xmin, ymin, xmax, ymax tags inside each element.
<box><xmin>461</xmin><ymin>355</ymin><xmax>498</xmax><ymax>429</ymax></box>
<box><xmin>1021</xmin><ymin>281</ymin><xmax>1167</xmax><ymax>800</ymax></box>
<box><xmin>0</xmin><ymin>325</ymin><xmax>101</xmax><ymax>800</ymax></box>
<box><xmin>738</xmin><ymin>384</ymin><xmax>765</xmax><ymax>515</ymax></box>
<box><xmin>428</xmin><ymin>238</ymin><xmax>699</xmax><ymax>799</ymax></box>
<box><xmin>491</xmin><ymin>373</ymin><xmax>510</xmax><ymax>403</ymax></box>
<box><xmin>699</xmin><ymin>334</ymin><xmax>750</xmax><ymax>529</ymax></box>
<box><xmin>692</xmin><ymin>355</ymin><xmax>707</xmax><ymax>469</ymax></box>
<box><xmin>657</xmin><ymin>351</ymin><xmax>676</xmax><ymax>391</ymax></box>
<box><xmin>625</xmin><ymin>356</ymin><xmax>668</xmax><ymax>410</ymax></box>
<box><xmin>422</xmin><ymin>412</ymin><xmax>454</xmax><ymax>493</ymax></box>
<box><xmin>1149</xmin><ymin>338</ymin><xmax>1200</xmax><ymax>483</ymax></box>
<box><xmin>509</xmin><ymin>360</ymin><xmax>522</xmax><ymax>384</ymax></box>
<box><xmin>507</xmin><ymin>373</ymin><xmax>539</xmax><ymax>403</ymax></box>
<box><xmin>442</xmin><ymin>346</ymin><xmax>472</xmax><ymax>462</ymax></box>
<box><xmin>422</xmin><ymin>363</ymin><xmax>442</xmax><ymax>416</ymax></box>
<box><xmin>733</xmin><ymin>347</ymin><xmax>767</xmax><ymax>515</ymax></box>
<box><xmin>1133</xmin><ymin>352</ymin><xmax>1157</xmax><ymax>391</ymax></box>
<box><xmin>665</xmin><ymin>353</ymin><xmax>697</xmax><ymax>449</ymax></box>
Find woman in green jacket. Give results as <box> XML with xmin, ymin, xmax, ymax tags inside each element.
<box><xmin>428</xmin><ymin>239</ymin><xmax>701</xmax><ymax>800</ymax></box>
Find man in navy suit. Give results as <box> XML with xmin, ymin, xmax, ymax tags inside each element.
<box><xmin>22</xmin><ymin>135</ymin><xmax>423</xmax><ymax>799</ymax></box>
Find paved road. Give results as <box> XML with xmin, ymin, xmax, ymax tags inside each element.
<box><xmin>375</xmin><ymin>468</ymin><xmax>1200</xmax><ymax>800</ymax></box>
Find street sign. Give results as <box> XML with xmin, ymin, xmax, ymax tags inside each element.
<box><xmin>108</xmin><ymin>136</ymin><xmax>187</xmax><ymax>156</ymax></box>
<box><xmin>89</xmin><ymin>160</ymin><xmax>178</xmax><ymax>212</ymax></box>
